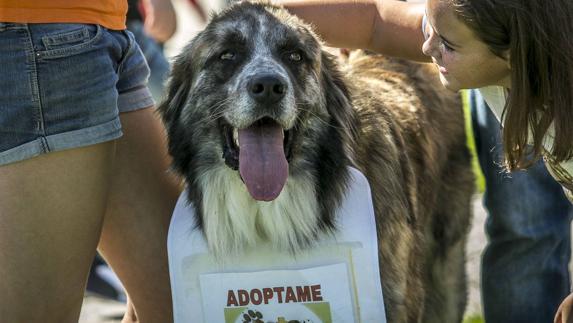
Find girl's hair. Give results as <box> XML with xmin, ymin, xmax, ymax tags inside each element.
<box><xmin>450</xmin><ymin>0</ymin><xmax>573</xmax><ymax>169</ymax></box>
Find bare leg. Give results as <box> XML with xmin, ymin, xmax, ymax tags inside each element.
<box><xmin>0</xmin><ymin>143</ymin><xmax>115</xmax><ymax>323</ymax></box>
<box><xmin>98</xmin><ymin>107</ymin><xmax>182</xmax><ymax>323</ymax></box>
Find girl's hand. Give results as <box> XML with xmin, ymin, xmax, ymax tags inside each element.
<box><xmin>555</xmin><ymin>293</ymin><xmax>573</xmax><ymax>323</ymax></box>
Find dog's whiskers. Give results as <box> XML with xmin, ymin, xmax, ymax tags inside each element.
<box><xmin>294</xmin><ymin>102</ymin><xmax>349</xmax><ymax>131</ymax></box>
<box><xmin>193</xmin><ymin>97</ymin><xmax>234</xmax><ymax>125</ymax></box>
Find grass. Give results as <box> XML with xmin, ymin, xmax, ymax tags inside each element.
<box><xmin>463</xmin><ymin>314</ymin><xmax>485</xmax><ymax>323</ymax></box>
<box><xmin>461</xmin><ymin>90</ymin><xmax>486</xmax><ymax>193</ymax></box>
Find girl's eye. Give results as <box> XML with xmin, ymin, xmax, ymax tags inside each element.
<box><xmin>440</xmin><ymin>40</ymin><xmax>455</xmax><ymax>52</ymax></box>
<box><xmin>220</xmin><ymin>51</ymin><xmax>235</xmax><ymax>60</ymax></box>
<box><xmin>288</xmin><ymin>52</ymin><xmax>302</xmax><ymax>62</ymax></box>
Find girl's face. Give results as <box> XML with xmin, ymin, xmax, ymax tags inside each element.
<box><xmin>422</xmin><ymin>0</ymin><xmax>511</xmax><ymax>91</ymax></box>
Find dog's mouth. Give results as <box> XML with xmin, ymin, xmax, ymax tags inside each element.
<box><xmin>222</xmin><ymin>117</ymin><xmax>293</xmax><ymax>201</ymax></box>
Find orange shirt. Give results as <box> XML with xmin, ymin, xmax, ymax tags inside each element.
<box><xmin>0</xmin><ymin>0</ymin><xmax>128</xmax><ymax>30</ymax></box>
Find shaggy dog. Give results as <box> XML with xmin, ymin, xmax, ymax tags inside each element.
<box><xmin>159</xmin><ymin>2</ymin><xmax>474</xmax><ymax>322</ymax></box>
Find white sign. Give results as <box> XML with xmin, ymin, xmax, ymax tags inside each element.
<box><xmin>200</xmin><ymin>263</ymin><xmax>354</xmax><ymax>323</ymax></box>
<box><xmin>168</xmin><ymin>167</ymin><xmax>387</xmax><ymax>323</ymax></box>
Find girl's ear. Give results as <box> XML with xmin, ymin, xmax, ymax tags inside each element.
<box><xmin>503</xmin><ymin>49</ymin><xmax>511</xmax><ymax>69</ymax></box>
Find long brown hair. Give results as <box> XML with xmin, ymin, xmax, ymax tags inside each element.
<box><xmin>450</xmin><ymin>0</ymin><xmax>573</xmax><ymax>169</ymax></box>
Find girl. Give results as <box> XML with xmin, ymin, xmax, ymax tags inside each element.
<box><xmin>276</xmin><ymin>0</ymin><xmax>573</xmax><ymax>322</ymax></box>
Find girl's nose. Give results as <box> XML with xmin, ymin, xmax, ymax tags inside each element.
<box><xmin>422</xmin><ymin>33</ymin><xmax>435</xmax><ymax>57</ymax></box>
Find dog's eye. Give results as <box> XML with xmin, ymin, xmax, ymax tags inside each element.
<box><xmin>288</xmin><ymin>52</ymin><xmax>303</xmax><ymax>62</ymax></box>
<box><xmin>220</xmin><ymin>51</ymin><xmax>235</xmax><ymax>61</ymax></box>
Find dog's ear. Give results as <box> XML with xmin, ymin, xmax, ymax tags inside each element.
<box><xmin>157</xmin><ymin>48</ymin><xmax>194</xmax><ymax>130</ymax></box>
<box><xmin>319</xmin><ymin>51</ymin><xmax>358</xmax><ymax>154</ymax></box>
<box><xmin>313</xmin><ymin>51</ymin><xmax>359</xmax><ymax>227</ymax></box>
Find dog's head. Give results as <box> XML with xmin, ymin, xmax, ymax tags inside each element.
<box><xmin>159</xmin><ymin>2</ymin><xmax>356</xmax><ymax>253</ymax></box>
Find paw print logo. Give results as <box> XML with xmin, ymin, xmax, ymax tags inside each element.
<box><xmin>242</xmin><ymin>309</ymin><xmax>263</xmax><ymax>323</ymax></box>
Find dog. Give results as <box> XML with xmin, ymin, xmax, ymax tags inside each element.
<box><xmin>159</xmin><ymin>2</ymin><xmax>474</xmax><ymax>322</ymax></box>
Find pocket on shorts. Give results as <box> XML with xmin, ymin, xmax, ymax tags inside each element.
<box><xmin>38</xmin><ymin>24</ymin><xmax>103</xmax><ymax>60</ymax></box>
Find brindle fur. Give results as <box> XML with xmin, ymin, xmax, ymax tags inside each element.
<box><xmin>159</xmin><ymin>2</ymin><xmax>474</xmax><ymax>322</ymax></box>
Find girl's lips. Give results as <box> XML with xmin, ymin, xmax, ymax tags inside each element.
<box><xmin>431</xmin><ymin>59</ymin><xmax>448</xmax><ymax>75</ymax></box>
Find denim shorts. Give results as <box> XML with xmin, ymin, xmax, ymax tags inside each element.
<box><xmin>0</xmin><ymin>23</ymin><xmax>154</xmax><ymax>166</ymax></box>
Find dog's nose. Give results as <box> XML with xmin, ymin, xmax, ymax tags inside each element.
<box><xmin>248</xmin><ymin>74</ymin><xmax>287</xmax><ymax>104</ymax></box>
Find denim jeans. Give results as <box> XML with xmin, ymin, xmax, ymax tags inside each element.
<box><xmin>470</xmin><ymin>90</ymin><xmax>573</xmax><ymax>323</ymax></box>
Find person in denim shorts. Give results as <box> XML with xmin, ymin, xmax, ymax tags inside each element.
<box><xmin>0</xmin><ymin>2</ymin><xmax>181</xmax><ymax>322</ymax></box>
<box><xmin>86</xmin><ymin>0</ymin><xmax>178</xmax><ymax>302</ymax></box>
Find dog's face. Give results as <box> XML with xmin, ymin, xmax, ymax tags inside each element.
<box><xmin>164</xmin><ymin>3</ymin><xmax>330</xmax><ymax>199</ymax></box>
<box><xmin>160</xmin><ymin>2</ymin><xmax>355</xmax><ymax>254</ymax></box>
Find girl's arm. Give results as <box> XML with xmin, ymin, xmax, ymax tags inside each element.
<box><xmin>275</xmin><ymin>0</ymin><xmax>429</xmax><ymax>62</ymax></box>
<box><xmin>142</xmin><ymin>0</ymin><xmax>177</xmax><ymax>43</ymax></box>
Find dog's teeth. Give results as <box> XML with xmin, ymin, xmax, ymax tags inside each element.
<box><xmin>233</xmin><ymin>128</ymin><xmax>239</xmax><ymax>146</ymax></box>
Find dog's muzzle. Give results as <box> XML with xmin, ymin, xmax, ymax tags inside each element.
<box><xmin>247</xmin><ymin>73</ymin><xmax>287</xmax><ymax>106</ymax></box>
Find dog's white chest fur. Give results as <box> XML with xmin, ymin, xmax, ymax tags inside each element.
<box><xmin>198</xmin><ymin>165</ymin><xmax>320</xmax><ymax>256</ymax></box>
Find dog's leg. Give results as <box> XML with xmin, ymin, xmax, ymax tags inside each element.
<box><xmin>421</xmin><ymin>147</ymin><xmax>474</xmax><ymax>323</ymax></box>
<box><xmin>377</xmin><ymin>219</ymin><xmax>425</xmax><ymax>323</ymax></box>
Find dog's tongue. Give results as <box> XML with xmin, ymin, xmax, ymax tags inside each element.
<box><xmin>238</xmin><ymin>121</ymin><xmax>288</xmax><ymax>201</ymax></box>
